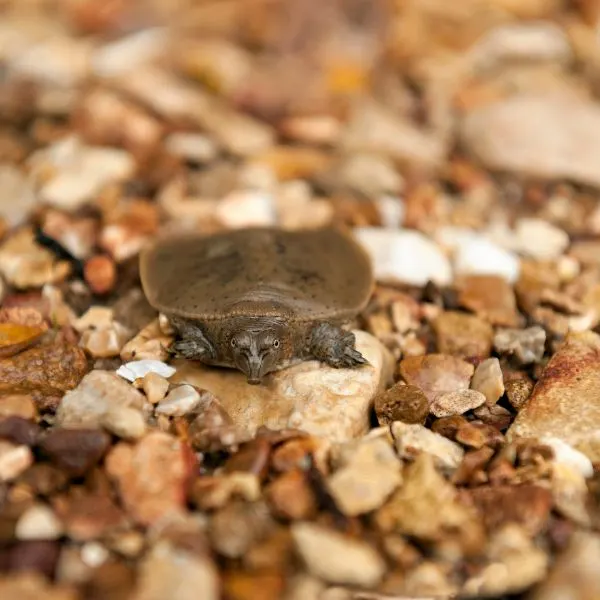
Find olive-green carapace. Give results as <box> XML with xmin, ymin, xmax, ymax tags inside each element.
<box><xmin>140</xmin><ymin>227</ymin><xmax>374</xmax><ymax>384</ymax></box>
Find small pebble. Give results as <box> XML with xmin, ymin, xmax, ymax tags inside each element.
<box><xmin>514</xmin><ymin>218</ymin><xmax>569</xmax><ymax>260</ymax></box>
<box><xmin>430</xmin><ymin>389</ymin><xmax>486</xmax><ymax>418</ymax></box>
<box><xmin>540</xmin><ymin>437</ymin><xmax>594</xmax><ymax>479</ymax></box>
<box><xmin>141</xmin><ymin>371</ymin><xmax>170</xmax><ymax>404</ymax></box>
<box><xmin>0</xmin><ymin>440</ymin><xmax>33</xmax><ymax>481</ymax></box>
<box><xmin>355</xmin><ymin>227</ymin><xmax>452</xmax><ymax>286</ymax></box>
<box><xmin>292</xmin><ymin>522</ymin><xmax>385</xmax><ymax>588</ymax></box>
<box><xmin>391</xmin><ymin>421</ymin><xmax>464</xmax><ymax>470</ymax></box>
<box><xmin>117</xmin><ymin>359</ymin><xmax>176</xmax><ymax>382</ymax></box>
<box><xmin>101</xmin><ymin>405</ymin><xmax>146</xmax><ymax>440</ymax></box>
<box><xmin>16</xmin><ymin>504</ymin><xmax>63</xmax><ymax>541</ymax></box>
<box><xmin>84</xmin><ymin>255</ymin><xmax>116</xmax><ymax>295</ymax></box>
<box><xmin>494</xmin><ymin>326</ymin><xmax>546</xmax><ymax>364</ymax></box>
<box><xmin>155</xmin><ymin>384</ymin><xmax>202</xmax><ymax>416</ymax></box>
<box><xmin>374</xmin><ymin>383</ymin><xmax>429</xmax><ymax>425</ymax></box>
<box><xmin>471</xmin><ymin>358</ymin><xmax>505</xmax><ymax>406</ymax></box>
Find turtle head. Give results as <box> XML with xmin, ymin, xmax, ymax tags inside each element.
<box><xmin>229</xmin><ymin>321</ymin><xmax>290</xmax><ymax>384</ymax></box>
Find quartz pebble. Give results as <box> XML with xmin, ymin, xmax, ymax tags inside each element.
<box><xmin>541</xmin><ymin>436</ymin><xmax>594</xmax><ymax>478</ymax></box>
<box><xmin>430</xmin><ymin>389</ymin><xmax>486</xmax><ymax>418</ymax></box>
<box><xmin>355</xmin><ymin>228</ymin><xmax>452</xmax><ymax>286</ymax></box>
<box><xmin>399</xmin><ymin>354</ymin><xmax>474</xmax><ymax>403</ymax></box>
<box><xmin>117</xmin><ymin>360</ymin><xmax>176</xmax><ymax>383</ymax></box>
<box><xmin>16</xmin><ymin>504</ymin><xmax>63</xmax><ymax>540</ymax></box>
<box><xmin>494</xmin><ymin>326</ymin><xmax>546</xmax><ymax>364</ymax></box>
<box><xmin>100</xmin><ymin>405</ymin><xmax>146</xmax><ymax>440</ymax></box>
<box><xmin>470</xmin><ymin>358</ymin><xmax>505</xmax><ymax>406</ymax></box>
<box><xmin>391</xmin><ymin>422</ymin><xmax>464</xmax><ymax>470</ymax></box>
<box><xmin>57</xmin><ymin>370</ymin><xmax>145</xmax><ymax>428</ymax></box>
<box><xmin>292</xmin><ymin>522</ymin><xmax>386</xmax><ymax>588</ymax></box>
<box><xmin>514</xmin><ymin>218</ymin><xmax>569</xmax><ymax>260</ymax></box>
<box><xmin>155</xmin><ymin>384</ymin><xmax>202</xmax><ymax>416</ymax></box>
<box><xmin>437</xmin><ymin>227</ymin><xmax>520</xmax><ymax>283</ymax></box>
<box><xmin>141</xmin><ymin>371</ymin><xmax>169</xmax><ymax>404</ymax></box>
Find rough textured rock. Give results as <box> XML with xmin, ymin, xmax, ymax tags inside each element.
<box><xmin>430</xmin><ymin>389</ymin><xmax>486</xmax><ymax>418</ymax></box>
<box><xmin>0</xmin><ymin>336</ymin><xmax>88</xmax><ymax>397</ymax></box>
<box><xmin>373</xmin><ymin>383</ymin><xmax>430</xmax><ymax>425</ymax></box>
<box><xmin>172</xmin><ymin>331</ymin><xmax>393</xmax><ymax>442</ymax></box>
<box><xmin>508</xmin><ymin>331</ymin><xmax>600</xmax><ymax>461</ymax></box>
<box><xmin>460</xmin><ymin>94</ymin><xmax>600</xmax><ymax>189</ymax></box>
<box><xmin>56</xmin><ymin>370</ymin><xmax>145</xmax><ymax>428</ymax></box>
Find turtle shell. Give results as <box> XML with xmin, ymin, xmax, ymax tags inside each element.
<box><xmin>139</xmin><ymin>227</ymin><xmax>373</xmax><ymax>322</ymax></box>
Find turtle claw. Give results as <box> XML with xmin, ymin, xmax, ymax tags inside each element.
<box><xmin>169</xmin><ymin>337</ymin><xmax>214</xmax><ymax>361</ymax></box>
<box><xmin>309</xmin><ymin>323</ymin><xmax>368</xmax><ymax>370</ymax></box>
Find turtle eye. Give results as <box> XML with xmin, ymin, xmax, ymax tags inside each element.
<box><xmin>230</xmin><ymin>338</ymin><xmax>237</xmax><ymax>348</ymax></box>
<box><xmin>273</xmin><ymin>339</ymin><xmax>280</xmax><ymax>349</ymax></box>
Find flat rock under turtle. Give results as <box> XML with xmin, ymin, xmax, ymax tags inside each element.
<box><xmin>139</xmin><ymin>227</ymin><xmax>374</xmax><ymax>384</ymax></box>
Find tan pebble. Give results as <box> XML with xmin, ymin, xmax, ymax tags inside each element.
<box><xmin>430</xmin><ymin>389</ymin><xmax>487</xmax><ymax>418</ymax></box>
<box><xmin>142</xmin><ymin>371</ymin><xmax>169</xmax><ymax>404</ymax></box>
<box><xmin>471</xmin><ymin>357</ymin><xmax>505</xmax><ymax>405</ymax></box>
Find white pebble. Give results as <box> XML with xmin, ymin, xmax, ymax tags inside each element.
<box><xmin>155</xmin><ymin>384</ymin><xmax>201</xmax><ymax>417</ymax></box>
<box><xmin>437</xmin><ymin>226</ymin><xmax>520</xmax><ymax>283</ymax></box>
<box><xmin>514</xmin><ymin>218</ymin><xmax>569</xmax><ymax>260</ymax></box>
<box><xmin>216</xmin><ymin>190</ymin><xmax>276</xmax><ymax>228</ymax></box>
<box><xmin>16</xmin><ymin>504</ymin><xmax>63</xmax><ymax>540</ymax></box>
<box><xmin>355</xmin><ymin>227</ymin><xmax>452</xmax><ymax>286</ymax></box>
<box><xmin>540</xmin><ymin>437</ymin><xmax>594</xmax><ymax>479</ymax></box>
<box><xmin>117</xmin><ymin>360</ymin><xmax>176</xmax><ymax>382</ymax></box>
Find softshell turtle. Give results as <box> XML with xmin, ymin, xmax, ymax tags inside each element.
<box><xmin>139</xmin><ymin>227</ymin><xmax>374</xmax><ymax>384</ymax></box>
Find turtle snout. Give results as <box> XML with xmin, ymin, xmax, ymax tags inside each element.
<box><xmin>240</xmin><ymin>354</ymin><xmax>265</xmax><ymax>384</ymax></box>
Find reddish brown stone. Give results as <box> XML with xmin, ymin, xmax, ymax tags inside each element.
<box><xmin>468</xmin><ymin>484</ymin><xmax>552</xmax><ymax>536</ymax></box>
<box><xmin>40</xmin><ymin>428</ymin><xmax>111</xmax><ymax>477</ymax></box>
<box><xmin>0</xmin><ymin>334</ymin><xmax>89</xmax><ymax>397</ymax></box>
<box><xmin>374</xmin><ymin>383</ymin><xmax>429</xmax><ymax>425</ymax></box>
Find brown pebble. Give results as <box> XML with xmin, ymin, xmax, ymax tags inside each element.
<box><xmin>266</xmin><ymin>470</ymin><xmax>317</xmax><ymax>520</ymax></box>
<box><xmin>430</xmin><ymin>415</ymin><xmax>468</xmax><ymax>440</ymax></box>
<box><xmin>0</xmin><ymin>417</ymin><xmax>40</xmax><ymax>447</ymax></box>
<box><xmin>3</xmin><ymin>540</ymin><xmax>61</xmax><ymax>578</ymax></box>
<box><xmin>452</xmin><ymin>446</ymin><xmax>495</xmax><ymax>486</ymax></box>
<box><xmin>505</xmin><ymin>377</ymin><xmax>534</xmax><ymax>410</ymax></box>
<box><xmin>456</xmin><ymin>422</ymin><xmax>504</xmax><ymax>449</ymax></box>
<box><xmin>433</xmin><ymin>311</ymin><xmax>493</xmax><ymax>359</ymax></box>
<box><xmin>223</xmin><ymin>570</ymin><xmax>285</xmax><ymax>600</ymax></box>
<box><xmin>374</xmin><ymin>383</ymin><xmax>429</xmax><ymax>425</ymax></box>
<box><xmin>468</xmin><ymin>484</ymin><xmax>552</xmax><ymax>536</ymax></box>
<box><xmin>40</xmin><ymin>428</ymin><xmax>111</xmax><ymax>477</ymax></box>
<box><xmin>457</xmin><ymin>275</ymin><xmax>520</xmax><ymax>327</ymax></box>
<box><xmin>224</xmin><ymin>438</ymin><xmax>271</xmax><ymax>479</ymax></box>
<box><xmin>0</xmin><ymin>334</ymin><xmax>89</xmax><ymax>397</ymax></box>
<box><xmin>84</xmin><ymin>254</ymin><xmax>117</xmax><ymax>295</ymax></box>
<box><xmin>19</xmin><ymin>464</ymin><xmax>69</xmax><ymax>496</ymax></box>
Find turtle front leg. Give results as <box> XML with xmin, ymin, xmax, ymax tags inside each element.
<box><xmin>307</xmin><ymin>323</ymin><xmax>367</xmax><ymax>369</ymax></box>
<box><xmin>169</xmin><ymin>322</ymin><xmax>216</xmax><ymax>362</ymax></box>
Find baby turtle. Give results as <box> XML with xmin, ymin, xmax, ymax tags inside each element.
<box><xmin>140</xmin><ymin>227</ymin><xmax>374</xmax><ymax>384</ymax></box>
